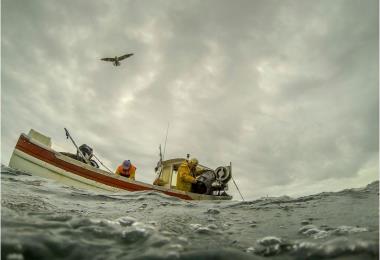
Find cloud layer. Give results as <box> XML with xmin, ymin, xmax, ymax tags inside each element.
<box><xmin>1</xmin><ymin>0</ymin><xmax>378</xmax><ymax>199</ymax></box>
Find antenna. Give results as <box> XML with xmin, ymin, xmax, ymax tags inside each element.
<box><xmin>154</xmin><ymin>128</ymin><xmax>167</xmax><ymax>185</ymax></box>
<box><xmin>157</xmin><ymin>144</ymin><xmax>163</xmax><ymax>177</ymax></box>
<box><xmin>159</xmin><ymin>144</ymin><xmax>163</xmax><ymax>164</ymax></box>
<box><xmin>163</xmin><ymin>122</ymin><xmax>170</xmax><ymax>160</ymax></box>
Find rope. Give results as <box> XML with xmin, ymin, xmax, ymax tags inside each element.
<box><xmin>93</xmin><ymin>153</ymin><xmax>113</xmax><ymax>175</ymax></box>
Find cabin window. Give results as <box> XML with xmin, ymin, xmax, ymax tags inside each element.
<box><xmin>158</xmin><ymin>166</ymin><xmax>171</xmax><ymax>186</ymax></box>
<box><xmin>171</xmin><ymin>169</ymin><xmax>178</xmax><ymax>187</ymax></box>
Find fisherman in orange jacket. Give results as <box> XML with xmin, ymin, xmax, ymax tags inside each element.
<box><xmin>115</xmin><ymin>160</ymin><xmax>136</xmax><ymax>180</ymax></box>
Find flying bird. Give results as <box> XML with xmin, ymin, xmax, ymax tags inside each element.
<box><xmin>101</xmin><ymin>53</ymin><xmax>134</xmax><ymax>66</ymax></box>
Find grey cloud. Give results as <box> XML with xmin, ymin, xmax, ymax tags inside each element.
<box><xmin>1</xmin><ymin>0</ymin><xmax>378</xmax><ymax>199</ymax></box>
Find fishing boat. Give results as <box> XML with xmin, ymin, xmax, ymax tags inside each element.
<box><xmin>8</xmin><ymin>129</ymin><xmax>233</xmax><ymax>200</ymax></box>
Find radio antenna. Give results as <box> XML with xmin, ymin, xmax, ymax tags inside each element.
<box><xmin>163</xmin><ymin>122</ymin><xmax>170</xmax><ymax>160</ymax></box>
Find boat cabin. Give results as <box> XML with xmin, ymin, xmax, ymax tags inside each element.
<box><xmin>153</xmin><ymin>158</ymin><xmax>211</xmax><ymax>189</ymax></box>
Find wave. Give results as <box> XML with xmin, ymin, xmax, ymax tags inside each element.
<box><xmin>1</xmin><ymin>165</ymin><xmax>378</xmax><ymax>260</ymax></box>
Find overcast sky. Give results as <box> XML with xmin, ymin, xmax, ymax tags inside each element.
<box><xmin>1</xmin><ymin>0</ymin><xmax>378</xmax><ymax>200</ymax></box>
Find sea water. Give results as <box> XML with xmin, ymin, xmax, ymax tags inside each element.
<box><xmin>1</xmin><ymin>165</ymin><xmax>379</xmax><ymax>259</ymax></box>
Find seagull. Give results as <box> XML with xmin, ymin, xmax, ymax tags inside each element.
<box><xmin>101</xmin><ymin>53</ymin><xmax>134</xmax><ymax>66</ymax></box>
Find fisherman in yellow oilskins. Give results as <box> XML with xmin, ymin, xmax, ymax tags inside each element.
<box><xmin>176</xmin><ymin>158</ymin><xmax>202</xmax><ymax>192</ymax></box>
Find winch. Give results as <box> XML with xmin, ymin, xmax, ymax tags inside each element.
<box><xmin>192</xmin><ymin>166</ymin><xmax>232</xmax><ymax>195</ymax></box>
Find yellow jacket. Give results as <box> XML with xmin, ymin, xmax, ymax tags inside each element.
<box><xmin>176</xmin><ymin>161</ymin><xmax>202</xmax><ymax>192</ymax></box>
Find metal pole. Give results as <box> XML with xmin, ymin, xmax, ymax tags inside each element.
<box><xmin>163</xmin><ymin>122</ymin><xmax>169</xmax><ymax>161</ymax></box>
<box><xmin>64</xmin><ymin>128</ymin><xmax>90</xmax><ymax>164</ymax></box>
<box><xmin>230</xmin><ymin>162</ymin><xmax>245</xmax><ymax>201</ymax></box>
<box><xmin>159</xmin><ymin>144</ymin><xmax>163</xmax><ymax>165</ymax></box>
<box><xmin>155</xmin><ymin>123</ymin><xmax>169</xmax><ymax>186</ymax></box>
<box><xmin>92</xmin><ymin>153</ymin><xmax>113</xmax><ymax>174</ymax></box>
<box><xmin>157</xmin><ymin>144</ymin><xmax>164</xmax><ymax>179</ymax></box>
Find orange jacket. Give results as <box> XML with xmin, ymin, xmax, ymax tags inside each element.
<box><xmin>115</xmin><ymin>164</ymin><xmax>136</xmax><ymax>180</ymax></box>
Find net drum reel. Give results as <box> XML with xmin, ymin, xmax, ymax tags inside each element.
<box><xmin>77</xmin><ymin>144</ymin><xmax>99</xmax><ymax>168</ymax></box>
<box><xmin>192</xmin><ymin>170</ymin><xmax>216</xmax><ymax>195</ymax></box>
<box><xmin>215</xmin><ymin>166</ymin><xmax>232</xmax><ymax>184</ymax></box>
<box><xmin>192</xmin><ymin>166</ymin><xmax>232</xmax><ymax>195</ymax></box>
